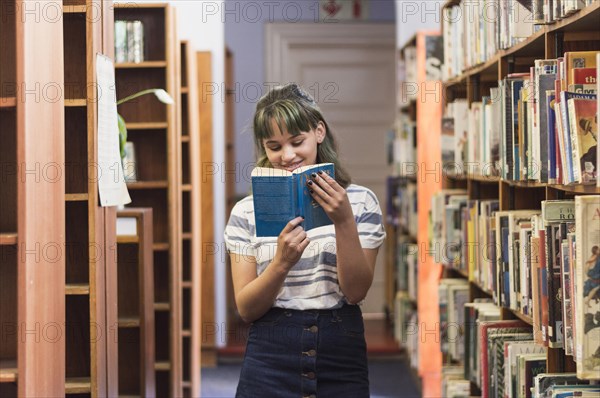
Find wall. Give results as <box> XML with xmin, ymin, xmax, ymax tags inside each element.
<box><xmin>225</xmin><ymin>0</ymin><xmax>396</xmax><ymax>197</ymax></box>
<box><xmin>396</xmin><ymin>0</ymin><xmax>444</xmax><ymax>47</ymax></box>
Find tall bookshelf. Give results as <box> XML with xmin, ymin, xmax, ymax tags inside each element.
<box><xmin>113</xmin><ymin>3</ymin><xmax>182</xmax><ymax>397</ymax></box>
<box><xmin>62</xmin><ymin>0</ymin><xmax>118</xmax><ymax>396</ymax></box>
<box><xmin>197</xmin><ymin>51</ymin><xmax>216</xmax><ymax>367</ymax></box>
<box><xmin>178</xmin><ymin>40</ymin><xmax>202</xmax><ymax>397</ymax></box>
<box><xmin>393</xmin><ymin>30</ymin><xmax>444</xmax><ymax>396</ymax></box>
<box><xmin>116</xmin><ymin>208</ymin><xmax>156</xmax><ymax>397</ymax></box>
<box><xmin>1</xmin><ymin>1</ymin><xmax>65</xmax><ymax>396</ymax></box>
<box><xmin>437</xmin><ymin>1</ymin><xmax>600</xmax><ymax>396</ymax></box>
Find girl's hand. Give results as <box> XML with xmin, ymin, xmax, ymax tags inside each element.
<box><xmin>274</xmin><ymin>216</ymin><xmax>310</xmax><ymax>270</ymax></box>
<box><xmin>308</xmin><ymin>171</ymin><xmax>353</xmax><ymax>225</ymax></box>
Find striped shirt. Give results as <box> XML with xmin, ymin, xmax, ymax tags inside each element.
<box><xmin>223</xmin><ymin>184</ymin><xmax>386</xmax><ymax>310</ymax></box>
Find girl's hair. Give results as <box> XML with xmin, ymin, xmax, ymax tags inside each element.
<box><xmin>253</xmin><ymin>83</ymin><xmax>351</xmax><ymax>188</ymax></box>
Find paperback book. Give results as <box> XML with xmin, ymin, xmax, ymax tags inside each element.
<box><xmin>251</xmin><ymin>163</ymin><xmax>334</xmax><ymax>237</ymax></box>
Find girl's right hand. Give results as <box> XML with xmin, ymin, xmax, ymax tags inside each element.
<box><xmin>274</xmin><ymin>216</ymin><xmax>310</xmax><ymax>270</ymax></box>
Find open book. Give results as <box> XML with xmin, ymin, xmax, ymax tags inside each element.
<box><xmin>251</xmin><ymin>163</ymin><xmax>335</xmax><ymax>237</ymax></box>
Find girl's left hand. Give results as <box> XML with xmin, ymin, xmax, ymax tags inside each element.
<box><xmin>307</xmin><ymin>171</ymin><xmax>353</xmax><ymax>225</ymax></box>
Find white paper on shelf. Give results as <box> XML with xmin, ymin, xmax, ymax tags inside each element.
<box><xmin>96</xmin><ymin>53</ymin><xmax>131</xmax><ymax>207</ymax></box>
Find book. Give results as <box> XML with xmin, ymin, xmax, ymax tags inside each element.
<box><xmin>567</xmin><ymin>97</ymin><xmax>597</xmax><ymax>184</ymax></box>
<box><xmin>575</xmin><ymin>195</ymin><xmax>600</xmax><ymax>380</ymax></box>
<box><xmin>251</xmin><ymin>163</ymin><xmax>334</xmax><ymax>237</ymax></box>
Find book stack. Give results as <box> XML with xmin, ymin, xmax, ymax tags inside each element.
<box><xmin>114</xmin><ymin>20</ymin><xmax>145</xmax><ymax>63</ymax></box>
<box><xmin>443</xmin><ymin>50</ymin><xmax>598</xmax><ymax>184</ymax></box>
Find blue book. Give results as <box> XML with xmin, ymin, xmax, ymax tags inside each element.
<box><xmin>251</xmin><ymin>163</ymin><xmax>334</xmax><ymax>237</ymax></box>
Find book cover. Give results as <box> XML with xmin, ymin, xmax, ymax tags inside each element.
<box><xmin>559</xmin><ymin>91</ymin><xmax>596</xmax><ymax>183</ymax></box>
<box><xmin>566</xmin><ymin>51</ymin><xmax>599</xmax><ymax>87</ymax></box>
<box><xmin>575</xmin><ymin>195</ymin><xmax>600</xmax><ymax>380</ymax></box>
<box><xmin>504</xmin><ymin>341</ymin><xmax>546</xmax><ymax>398</ymax></box>
<box><xmin>251</xmin><ymin>163</ymin><xmax>334</xmax><ymax>237</ymax></box>
<box><xmin>567</xmin><ymin>97</ymin><xmax>597</xmax><ymax>184</ymax></box>
<box><xmin>479</xmin><ymin>320</ymin><xmax>529</xmax><ymax>398</ymax></box>
<box><xmin>519</xmin><ymin>353</ymin><xmax>546</xmax><ymax>398</ymax></box>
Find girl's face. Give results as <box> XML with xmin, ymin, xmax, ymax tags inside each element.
<box><xmin>262</xmin><ymin>120</ymin><xmax>325</xmax><ymax>172</ymax></box>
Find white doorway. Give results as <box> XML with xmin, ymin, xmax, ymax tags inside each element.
<box><xmin>265</xmin><ymin>22</ymin><xmax>396</xmax><ymax>314</ymax></box>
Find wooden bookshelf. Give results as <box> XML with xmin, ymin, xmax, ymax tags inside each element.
<box><xmin>178</xmin><ymin>40</ymin><xmax>202</xmax><ymax>397</ymax></box>
<box><xmin>435</xmin><ymin>1</ymin><xmax>600</xmax><ymax>394</ymax></box>
<box><xmin>113</xmin><ymin>4</ymin><xmax>181</xmax><ymax>397</ymax></box>
<box><xmin>224</xmin><ymin>46</ymin><xmax>242</xmax><ymax>346</ymax></box>
<box><xmin>0</xmin><ymin>1</ymin><xmax>66</xmax><ymax>396</ymax></box>
<box><xmin>62</xmin><ymin>2</ymin><xmax>120</xmax><ymax>396</ymax></box>
<box><xmin>197</xmin><ymin>51</ymin><xmax>216</xmax><ymax>367</ymax></box>
<box><xmin>116</xmin><ymin>209</ymin><xmax>156</xmax><ymax>397</ymax></box>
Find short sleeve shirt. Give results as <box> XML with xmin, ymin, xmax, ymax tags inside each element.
<box><xmin>223</xmin><ymin>184</ymin><xmax>386</xmax><ymax>310</ymax></box>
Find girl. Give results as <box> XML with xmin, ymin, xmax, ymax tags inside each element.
<box><xmin>224</xmin><ymin>83</ymin><xmax>385</xmax><ymax>398</ymax></box>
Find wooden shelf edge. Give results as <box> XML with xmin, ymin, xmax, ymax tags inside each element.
<box><xmin>509</xmin><ymin>309</ymin><xmax>534</xmax><ymax>326</ymax></box>
<box><xmin>181</xmin><ymin>329</ymin><xmax>191</xmax><ymax>337</ymax></box>
<box><xmin>65</xmin><ymin>193</ymin><xmax>89</xmax><ymax>202</ymax></box>
<box><xmin>118</xmin><ymin>317</ymin><xmax>141</xmax><ymax>328</ymax></box>
<box><xmin>443</xmin><ymin>2</ymin><xmax>600</xmax><ymax>84</ymax></box>
<box><xmin>63</xmin><ymin>5</ymin><xmax>86</xmax><ymax>13</ymax></box>
<box><xmin>116</xmin><ymin>61</ymin><xmax>168</xmax><ymax>69</ymax></box>
<box><xmin>126</xmin><ymin>180</ymin><xmax>168</xmax><ymax>190</ymax></box>
<box><xmin>154</xmin><ymin>303</ymin><xmax>170</xmax><ymax>311</ymax></box>
<box><xmin>0</xmin><ymin>97</ymin><xmax>16</xmax><ymax>108</ymax></box>
<box><xmin>154</xmin><ymin>361</ymin><xmax>171</xmax><ymax>371</ymax></box>
<box><xmin>125</xmin><ymin>122</ymin><xmax>168</xmax><ymax>130</ymax></box>
<box><xmin>181</xmin><ymin>135</ymin><xmax>190</xmax><ymax>142</ymax></box>
<box><xmin>153</xmin><ymin>242</ymin><xmax>170</xmax><ymax>251</ymax></box>
<box><xmin>117</xmin><ymin>235</ymin><xmax>139</xmax><ymax>244</ymax></box>
<box><xmin>64</xmin><ymin>99</ymin><xmax>87</xmax><ymax>107</ymax></box>
<box><xmin>0</xmin><ymin>360</ymin><xmax>17</xmax><ymax>383</ymax></box>
<box><xmin>181</xmin><ymin>184</ymin><xmax>192</xmax><ymax>192</ymax></box>
<box><xmin>0</xmin><ymin>233</ymin><xmax>18</xmax><ymax>245</ymax></box>
<box><xmin>65</xmin><ymin>377</ymin><xmax>91</xmax><ymax>394</ymax></box>
<box><xmin>181</xmin><ymin>281</ymin><xmax>193</xmax><ymax>288</ymax></box>
<box><xmin>66</xmin><ymin>284</ymin><xmax>90</xmax><ymax>295</ymax></box>
<box><xmin>181</xmin><ymin>232</ymin><xmax>192</xmax><ymax>240</ymax></box>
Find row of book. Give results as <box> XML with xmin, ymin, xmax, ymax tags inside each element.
<box><xmin>442</xmin><ymin>0</ymin><xmax>596</xmax><ymax>81</ymax></box>
<box><xmin>441</xmin><ymin>51</ymin><xmax>599</xmax><ymax>186</ymax></box>
<box><xmin>432</xmin><ymin>193</ymin><xmax>600</xmax><ymax>381</ymax></box>
<box><xmin>387</xmin><ymin>113</ymin><xmax>416</xmax><ymax>177</ymax></box>
<box><xmin>394</xmin><ymin>291</ymin><xmax>419</xmax><ymax>371</ymax></box>
<box><xmin>114</xmin><ymin>20</ymin><xmax>145</xmax><ymax>64</ymax></box>
<box><xmin>448</xmin><ymin>299</ymin><xmax>600</xmax><ymax>398</ymax></box>
<box><xmin>385</xmin><ymin>176</ymin><xmax>418</xmax><ymax>239</ymax></box>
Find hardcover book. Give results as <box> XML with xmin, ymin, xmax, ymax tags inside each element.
<box><xmin>575</xmin><ymin>195</ymin><xmax>600</xmax><ymax>380</ymax></box>
<box><xmin>251</xmin><ymin>163</ymin><xmax>334</xmax><ymax>237</ymax></box>
<box><xmin>567</xmin><ymin>97</ymin><xmax>597</xmax><ymax>184</ymax></box>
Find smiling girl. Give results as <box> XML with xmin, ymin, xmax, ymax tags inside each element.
<box><xmin>224</xmin><ymin>83</ymin><xmax>385</xmax><ymax>398</ymax></box>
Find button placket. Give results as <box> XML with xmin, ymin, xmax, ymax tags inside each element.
<box><xmin>300</xmin><ymin>312</ymin><xmax>318</xmax><ymax>397</ymax></box>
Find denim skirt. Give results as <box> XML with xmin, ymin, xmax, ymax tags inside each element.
<box><xmin>236</xmin><ymin>304</ymin><xmax>369</xmax><ymax>398</ymax></box>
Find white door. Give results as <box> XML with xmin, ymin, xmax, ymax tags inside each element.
<box><xmin>266</xmin><ymin>23</ymin><xmax>396</xmax><ymax>314</ymax></box>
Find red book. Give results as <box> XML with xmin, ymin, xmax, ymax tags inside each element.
<box><xmin>479</xmin><ymin>320</ymin><xmax>529</xmax><ymax>398</ymax></box>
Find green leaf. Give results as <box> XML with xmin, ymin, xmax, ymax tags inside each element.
<box><xmin>118</xmin><ymin>113</ymin><xmax>127</xmax><ymax>159</ymax></box>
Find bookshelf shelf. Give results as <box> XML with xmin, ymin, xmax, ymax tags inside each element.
<box><xmin>114</xmin><ymin>4</ymin><xmax>181</xmax><ymax>395</ymax></box>
<box><xmin>547</xmin><ymin>1</ymin><xmax>600</xmax><ymax>33</ymax></box>
<box><xmin>426</xmin><ymin>1</ymin><xmax>600</xmax><ymax>394</ymax></box>
<box><xmin>65</xmin><ymin>284</ymin><xmax>90</xmax><ymax>295</ymax></box>
<box><xmin>65</xmin><ymin>193</ymin><xmax>89</xmax><ymax>202</ymax></box>
<box><xmin>64</xmin><ymin>99</ymin><xmax>87</xmax><ymax>107</ymax></box>
<box><xmin>0</xmin><ymin>97</ymin><xmax>16</xmax><ymax>107</ymax></box>
<box><xmin>507</xmin><ymin>308</ymin><xmax>534</xmax><ymax>327</ymax></box>
<box><xmin>63</xmin><ymin>5</ymin><xmax>87</xmax><ymax>14</ymax></box>
<box><xmin>65</xmin><ymin>377</ymin><xmax>91</xmax><ymax>394</ymax></box>
<box><xmin>0</xmin><ymin>360</ymin><xmax>17</xmax><ymax>383</ymax></box>
<box><xmin>118</xmin><ymin>317</ymin><xmax>141</xmax><ymax>328</ymax></box>
<box><xmin>154</xmin><ymin>362</ymin><xmax>170</xmax><ymax>371</ymax></box>
<box><xmin>117</xmin><ymin>235</ymin><xmax>139</xmax><ymax>244</ymax></box>
<box><xmin>153</xmin><ymin>243</ymin><xmax>170</xmax><ymax>251</ymax></box>
<box><xmin>125</xmin><ymin>122</ymin><xmax>169</xmax><ymax>130</ymax></box>
<box><xmin>0</xmin><ymin>233</ymin><xmax>17</xmax><ymax>245</ymax></box>
<box><xmin>116</xmin><ymin>61</ymin><xmax>168</xmax><ymax>69</ymax></box>
<box><xmin>126</xmin><ymin>181</ymin><xmax>169</xmax><ymax>190</ymax></box>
